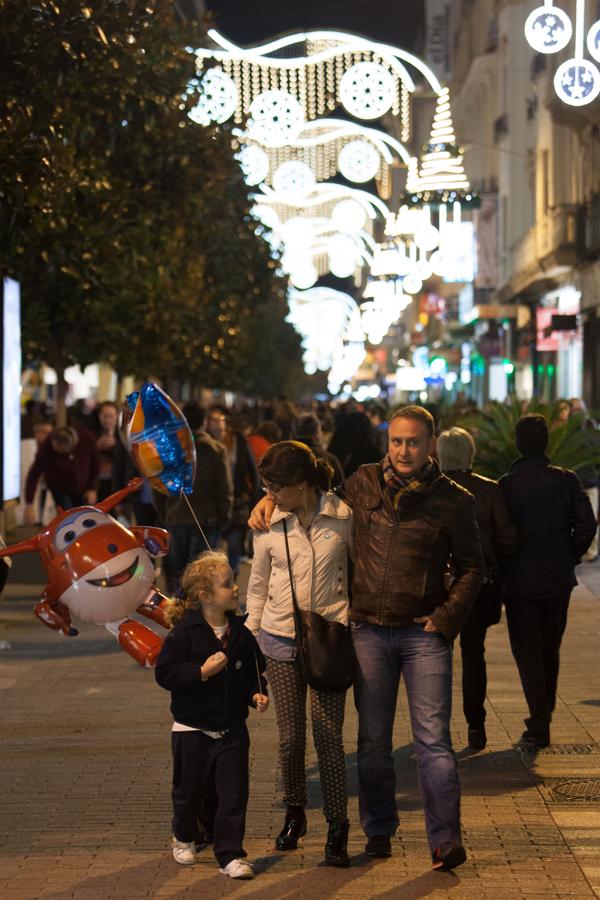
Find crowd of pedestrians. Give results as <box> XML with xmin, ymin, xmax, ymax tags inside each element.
<box><xmin>13</xmin><ymin>391</ymin><xmax>600</xmax><ymax>881</ymax></box>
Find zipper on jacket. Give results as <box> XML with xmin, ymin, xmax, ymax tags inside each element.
<box><xmin>379</xmin><ymin>521</ymin><xmax>397</xmax><ymax>624</ymax></box>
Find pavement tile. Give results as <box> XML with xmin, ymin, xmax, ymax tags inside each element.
<box><xmin>0</xmin><ymin>561</ymin><xmax>599</xmax><ymax>898</ymax></box>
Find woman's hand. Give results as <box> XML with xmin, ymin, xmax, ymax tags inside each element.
<box><xmin>200</xmin><ymin>651</ymin><xmax>227</xmax><ymax>680</ymax></box>
<box><xmin>253</xmin><ymin>693</ymin><xmax>269</xmax><ymax>712</ymax></box>
<box><xmin>248</xmin><ymin>496</ymin><xmax>275</xmax><ymax>531</ymax></box>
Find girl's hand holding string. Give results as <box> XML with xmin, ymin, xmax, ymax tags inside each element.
<box><xmin>253</xmin><ymin>693</ymin><xmax>269</xmax><ymax>712</ymax></box>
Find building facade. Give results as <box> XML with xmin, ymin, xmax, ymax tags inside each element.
<box><xmin>449</xmin><ymin>0</ymin><xmax>600</xmax><ymax>407</ymax></box>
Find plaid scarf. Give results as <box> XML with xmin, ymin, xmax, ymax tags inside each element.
<box><xmin>382</xmin><ymin>455</ymin><xmax>437</xmax><ymax>514</ymax></box>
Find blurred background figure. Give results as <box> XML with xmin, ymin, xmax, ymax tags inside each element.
<box><xmin>366</xmin><ymin>403</ymin><xmax>389</xmax><ymax>455</ymax></box>
<box><xmin>93</xmin><ymin>401</ymin><xmax>120</xmax><ymax>502</ymax></box>
<box><xmin>273</xmin><ymin>399</ymin><xmax>298</xmax><ymax>441</ymax></box>
<box><xmin>247</xmin><ymin>420</ymin><xmax>282</xmax><ymax>465</ymax></box>
<box><xmin>328</xmin><ymin>411</ymin><xmax>383</xmax><ymax>478</ymax></box>
<box><xmin>207</xmin><ymin>405</ymin><xmax>259</xmax><ymax>577</ymax></box>
<box><xmin>552</xmin><ymin>400</ymin><xmax>571</xmax><ymax>430</ymax></box>
<box><xmin>295</xmin><ymin>412</ymin><xmax>344</xmax><ymax>487</ymax></box>
<box><xmin>569</xmin><ymin>398</ymin><xmax>599</xmax><ymax>562</ymax></box>
<box><xmin>153</xmin><ymin>402</ymin><xmax>233</xmax><ymax>590</ymax></box>
<box><xmin>437</xmin><ymin>427</ymin><xmax>518</xmax><ymax>750</ymax></box>
<box><xmin>24</xmin><ymin>424</ymin><xmax>99</xmax><ymax>522</ymax></box>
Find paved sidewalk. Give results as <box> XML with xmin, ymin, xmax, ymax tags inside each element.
<box><xmin>0</xmin><ymin>554</ymin><xmax>599</xmax><ymax>899</ymax></box>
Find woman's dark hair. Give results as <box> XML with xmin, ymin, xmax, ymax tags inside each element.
<box><xmin>259</xmin><ymin>440</ymin><xmax>333</xmax><ymax>491</ymax></box>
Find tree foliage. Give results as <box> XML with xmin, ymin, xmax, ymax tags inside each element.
<box><xmin>458</xmin><ymin>398</ymin><xmax>600</xmax><ymax>479</ymax></box>
<box><xmin>0</xmin><ymin>0</ymin><xmax>304</xmax><ymax>414</ymax></box>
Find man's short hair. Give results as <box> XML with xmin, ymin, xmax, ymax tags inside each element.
<box><xmin>515</xmin><ymin>414</ymin><xmax>548</xmax><ymax>456</ymax></box>
<box><xmin>388</xmin><ymin>405</ymin><xmax>435</xmax><ymax>439</ymax></box>
<box><xmin>436</xmin><ymin>427</ymin><xmax>476</xmax><ymax>472</ymax></box>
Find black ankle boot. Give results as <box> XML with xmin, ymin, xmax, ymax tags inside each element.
<box><xmin>325</xmin><ymin>819</ymin><xmax>349</xmax><ymax>868</ymax></box>
<box><xmin>275</xmin><ymin>806</ymin><xmax>307</xmax><ymax>851</ymax></box>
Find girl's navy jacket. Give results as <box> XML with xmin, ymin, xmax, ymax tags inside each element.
<box><xmin>155</xmin><ymin>609</ymin><xmax>267</xmax><ymax>732</ymax></box>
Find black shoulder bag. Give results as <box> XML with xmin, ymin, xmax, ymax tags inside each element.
<box><xmin>282</xmin><ymin>519</ymin><xmax>356</xmax><ymax>693</ymax></box>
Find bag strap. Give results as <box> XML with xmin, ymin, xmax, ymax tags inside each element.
<box><xmin>282</xmin><ymin>519</ymin><xmax>302</xmax><ymax>617</ymax></box>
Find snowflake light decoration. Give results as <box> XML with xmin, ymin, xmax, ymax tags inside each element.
<box><xmin>524</xmin><ymin>1</ymin><xmax>600</xmax><ymax>106</ymax></box>
<box><xmin>554</xmin><ymin>58</ymin><xmax>600</xmax><ymax>105</ymax></box>
<box><xmin>524</xmin><ymin>5</ymin><xmax>572</xmax><ymax>53</ymax></box>
<box><xmin>237</xmin><ymin>146</ymin><xmax>270</xmax><ymax>186</ymax></box>
<box><xmin>247</xmin><ymin>90</ymin><xmax>305</xmax><ymax>147</ymax></box>
<box><xmin>272</xmin><ymin>161</ymin><xmax>316</xmax><ymax>199</ymax></box>
<box><xmin>189</xmin><ymin>68</ymin><xmax>238</xmax><ymax>125</ymax></box>
<box><xmin>338</xmin><ymin>140</ymin><xmax>381</xmax><ymax>183</ymax></box>
<box><xmin>339</xmin><ymin>63</ymin><xmax>396</xmax><ymax>120</ymax></box>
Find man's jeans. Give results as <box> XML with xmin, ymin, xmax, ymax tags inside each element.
<box><xmin>352</xmin><ymin>622</ymin><xmax>461</xmax><ymax>854</ymax></box>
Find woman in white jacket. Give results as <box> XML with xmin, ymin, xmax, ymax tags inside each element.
<box><xmin>245</xmin><ymin>440</ymin><xmax>352</xmax><ymax>868</ymax></box>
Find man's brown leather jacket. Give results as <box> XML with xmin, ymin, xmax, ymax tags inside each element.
<box><xmin>343</xmin><ymin>461</ymin><xmax>484</xmax><ymax>641</ymax></box>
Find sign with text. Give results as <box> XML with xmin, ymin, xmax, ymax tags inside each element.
<box><xmin>425</xmin><ymin>0</ymin><xmax>452</xmax><ymax>82</ymax></box>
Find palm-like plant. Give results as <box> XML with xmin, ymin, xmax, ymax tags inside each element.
<box><xmin>457</xmin><ymin>398</ymin><xmax>600</xmax><ymax>480</ymax></box>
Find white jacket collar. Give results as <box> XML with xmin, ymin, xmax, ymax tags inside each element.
<box><xmin>270</xmin><ymin>491</ymin><xmax>351</xmax><ymax>526</ymax></box>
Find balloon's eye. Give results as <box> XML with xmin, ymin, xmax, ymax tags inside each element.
<box><xmin>82</xmin><ymin>519</ymin><xmax>96</xmax><ymax>528</ymax></box>
<box><xmin>64</xmin><ymin>530</ymin><xmax>76</xmax><ymax>543</ymax></box>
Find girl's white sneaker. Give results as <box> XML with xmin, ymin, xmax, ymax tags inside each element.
<box><xmin>172</xmin><ymin>838</ymin><xmax>197</xmax><ymax>865</ymax></box>
<box><xmin>219</xmin><ymin>859</ymin><xmax>255</xmax><ymax>879</ymax></box>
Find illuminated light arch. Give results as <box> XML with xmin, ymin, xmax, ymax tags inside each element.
<box><xmin>204</xmin><ymin>29</ymin><xmax>442</xmax><ymax>93</ymax></box>
<box><xmin>232</xmin><ymin>118</ymin><xmax>411</xmax><ymax>195</ymax></box>
<box><xmin>193</xmin><ymin>28</ymin><xmax>447</xmax><ymax>141</ymax></box>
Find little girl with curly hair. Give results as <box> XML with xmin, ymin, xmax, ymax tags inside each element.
<box><xmin>155</xmin><ymin>550</ymin><xmax>268</xmax><ymax>880</ymax></box>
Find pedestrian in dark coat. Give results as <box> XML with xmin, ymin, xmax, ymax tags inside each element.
<box><xmin>437</xmin><ymin>427</ymin><xmax>518</xmax><ymax>750</ymax></box>
<box><xmin>499</xmin><ymin>414</ymin><xmax>597</xmax><ymax>750</ymax></box>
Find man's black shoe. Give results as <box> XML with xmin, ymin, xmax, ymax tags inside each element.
<box><xmin>467</xmin><ymin>726</ymin><xmax>487</xmax><ymax>750</ymax></box>
<box><xmin>275</xmin><ymin>806</ymin><xmax>307</xmax><ymax>851</ymax></box>
<box><xmin>517</xmin><ymin>730</ymin><xmax>550</xmax><ymax>752</ymax></box>
<box><xmin>432</xmin><ymin>841</ymin><xmax>467</xmax><ymax>871</ymax></box>
<box><xmin>365</xmin><ymin>835</ymin><xmax>392</xmax><ymax>858</ymax></box>
<box><xmin>324</xmin><ymin>819</ymin><xmax>349</xmax><ymax>868</ymax></box>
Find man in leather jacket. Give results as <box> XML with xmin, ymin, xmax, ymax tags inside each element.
<box><xmin>343</xmin><ymin>405</ymin><xmax>483</xmax><ymax>870</ymax></box>
<box><xmin>500</xmin><ymin>414</ymin><xmax>596</xmax><ymax>751</ymax></box>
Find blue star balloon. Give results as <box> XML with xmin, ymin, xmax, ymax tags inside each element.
<box><xmin>122</xmin><ymin>383</ymin><xmax>196</xmax><ymax>496</ymax></box>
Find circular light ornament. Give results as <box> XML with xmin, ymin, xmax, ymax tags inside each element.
<box><xmin>272</xmin><ymin>160</ymin><xmax>316</xmax><ymax>199</ymax></box>
<box><xmin>338</xmin><ymin>140</ymin><xmax>381</xmax><ymax>183</ymax></box>
<box><xmin>524</xmin><ymin>5</ymin><xmax>572</xmax><ymax>54</ymax></box>
<box><xmin>588</xmin><ymin>20</ymin><xmax>600</xmax><ymax>62</ymax></box>
<box><xmin>252</xmin><ymin>203</ymin><xmax>280</xmax><ymax>232</ymax></box>
<box><xmin>290</xmin><ymin>264</ymin><xmax>318</xmax><ymax>290</ymax></box>
<box><xmin>282</xmin><ymin>217</ymin><xmax>315</xmax><ymax>248</ymax></box>
<box><xmin>554</xmin><ymin>58</ymin><xmax>600</xmax><ymax>106</ymax></box>
<box><xmin>414</xmin><ymin>224</ymin><xmax>440</xmax><ymax>252</ymax></box>
<box><xmin>237</xmin><ymin>145</ymin><xmax>269</xmax><ymax>186</ymax></box>
<box><xmin>416</xmin><ymin>259</ymin><xmax>433</xmax><ymax>281</ymax></box>
<box><xmin>329</xmin><ymin>248</ymin><xmax>357</xmax><ymax>279</ymax></box>
<box><xmin>339</xmin><ymin>62</ymin><xmax>395</xmax><ymax>120</ymax></box>
<box><xmin>331</xmin><ymin>199</ymin><xmax>367</xmax><ymax>234</ymax></box>
<box><xmin>403</xmin><ymin>273</ymin><xmax>423</xmax><ymax>295</ymax></box>
<box><xmin>248</xmin><ymin>90</ymin><xmax>305</xmax><ymax>147</ymax></box>
<box><xmin>189</xmin><ymin>68</ymin><xmax>238</xmax><ymax>126</ymax></box>
<box><xmin>429</xmin><ymin>250</ymin><xmax>448</xmax><ymax>277</ymax></box>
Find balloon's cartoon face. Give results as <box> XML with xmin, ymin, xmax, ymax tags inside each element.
<box><xmin>31</xmin><ymin>507</ymin><xmax>156</xmax><ymax>625</ymax></box>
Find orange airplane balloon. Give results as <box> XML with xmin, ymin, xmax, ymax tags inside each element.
<box><xmin>0</xmin><ymin>479</ymin><xmax>172</xmax><ymax>667</ymax></box>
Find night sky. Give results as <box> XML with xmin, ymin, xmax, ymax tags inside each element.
<box><xmin>203</xmin><ymin>0</ymin><xmax>425</xmax><ymax>52</ymax></box>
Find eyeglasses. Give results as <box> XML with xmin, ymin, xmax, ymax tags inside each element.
<box><xmin>261</xmin><ymin>482</ymin><xmax>283</xmax><ymax>495</ymax></box>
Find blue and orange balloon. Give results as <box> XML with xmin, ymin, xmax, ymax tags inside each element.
<box><xmin>123</xmin><ymin>383</ymin><xmax>196</xmax><ymax>496</ymax></box>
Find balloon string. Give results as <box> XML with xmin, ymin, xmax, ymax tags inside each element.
<box><xmin>180</xmin><ymin>491</ymin><xmax>212</xmax><ymax>551</ymax></box>
<box><xmin>255</xmin><ymin>652</ymin><xmax>263</xmax><ymax>697</ymax></box>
